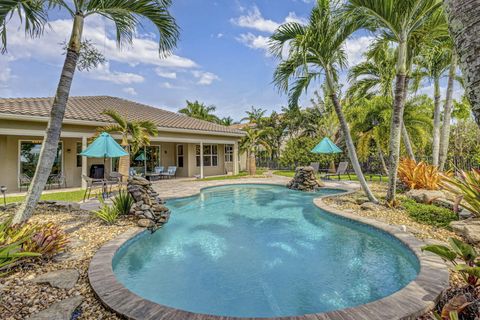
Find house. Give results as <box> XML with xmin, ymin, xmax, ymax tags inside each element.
<box><xmin>0</xmin><ymin>96</ymin><xmax>244</xmax><ymax>192</ymax></box>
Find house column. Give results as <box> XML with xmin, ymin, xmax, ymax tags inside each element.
<box><xmin>200</xmin><ymin>141</ymin><xmax>204</xmax><ymax>179</ymax></box>
<box><xmin>81</xmin><ymin>136</ymin><xmax>88</xmax><ymax>189</ymax></box>
<box><xmin>233</xmin><ymin>142</ymin><xmax>239</xmax><ymax>175</ymax></box>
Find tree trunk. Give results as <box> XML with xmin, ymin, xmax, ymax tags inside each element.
<box><xmin>377</xmin><ymin>143</ymin><xmax>388</xmax><ymax>175</ymax></box>
<box><xmin>13</xmin><ymin>15</ymin><xmax>84</xmax><ymax>224</ymax></box>
<box><xmin>444</xmin><ymin>0</ymin><xmax>480</xmax><ymax>128</ymax></box>
<box><xmin>386</xmin><ymin>39</ymin><xmax>408</xmax><ymax>203</ymax></box>
<box><xmin>401</xmin><ymin>76</ymin><xmax>416</xmax><ymax>161</ymax></box>
<box><xmin>249</xmin><ymin>152</ymin><xmax>256</xmax><ymax>175</ymax></box>
<box><xmin>439</xmin><ymin>54</ymin><xmax>457</xmax><ymax>171</ymax></box>
<box><xmin>431</xmin><ymin>78</ymin><xmax>442</xmax><ymax>166</ymax></box>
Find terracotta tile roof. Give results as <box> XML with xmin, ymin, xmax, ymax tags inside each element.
<box><xmin>0</xmin><ymin>96</ymin><xmax>244</xmax><ymax>135</ymax></box>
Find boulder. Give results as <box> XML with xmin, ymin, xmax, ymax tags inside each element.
<box><xmin>432</xmin><ymin>198</ymin><xmax>456</xmax><ymax>211</ymax></box>
<box><xmin>27</xmin><ymin>295</ymin><xmax>83</xmax><ymax>320</ymax></box>
<box><xmin>287</xmin><ymin>166</ymin><xmax>325</xmax><ymax>192</ymax></box>
<box><xmin>459</xmin><ymin>209</ymin><xmax>475</xmax><ymax>220</ymax></box>
<box><xmin>406</xmin><ymin>189</ymin><xmax>445</xmax><ymax>204</ymax></box>
<box><xmin>32</xmin><ymin>269</ymin><xmax>79</xmax><ymax>290</ymax></box>
<box><xmin>360</xmin><ymin>202</ymin><xmax>381</xmax><ymax>211</ymax></box>
<box><xmin>450</xmin><ymin>219</ymin><xmax>480</xmax><ymax>245</ymax></box>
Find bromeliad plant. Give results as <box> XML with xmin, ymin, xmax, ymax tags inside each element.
<box><xmin>422</xmin><ymin>238</ymin><xmax>480</xmax><ymax>287</ymax></box>
<box><xmin>442</xmin><ymin>169</ymin><xmax>480</xmax><ymax>218</ymax></box>
<box><xmin>398</xmin><ymin>158</ymin><xmax>446</xmax><ymax>190</ymax></box>
<box><xmin>23</xmin><ymin>223</ymin><xmax>68</xmax><ymax>258</ymax></box>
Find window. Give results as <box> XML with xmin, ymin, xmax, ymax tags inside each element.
<box><xmin>196</xmin><ymin>144</ymin><xmax>218</xmax><ymax>167</ymax></box>
<box><xmin>131</xmin><ymin>146</ymin><xmax>161</xmax><ymax>173</ymax></box>
<box><xmin>177</xmin><ymin>145</ymin><xmax>184</xmax><ymax>168</ymax></box>
<box><xmin>225</xmin><ymin>145</ymin><xmax>234</xmax><ymax>162</ymax></box>
<box><xmin>20</xmin><ymin>141</ymin><xmax>62</xmax><ymax>178</ymax></box>
<box><xmin>76</xmin><ymin>142</ymin><xmax>82</xmax><ymax>167</ymax></box>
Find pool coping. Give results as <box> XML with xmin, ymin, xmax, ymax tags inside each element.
<box><xmin>88</xmin><ymin>181</ymin><xmax>449</xmax><ymax>320</ymax></box>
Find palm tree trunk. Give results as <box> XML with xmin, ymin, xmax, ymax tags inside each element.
<box><xmin>386</xmin><ymin>40</ymin><xmax>408</xmax><ymax>203</ymax></box>
<box><xmin>401</xmin><ymin>76</ymin><xmax>416</xmax><ymax>161</ymax></box>
<box><xmin>439</xmin><ymin>54</ymin><xmax>457</xmax><ymax>171</ymax></box>
<box><xmin>377</xmin><ymin>143</ymin><xmax>388</xmax><ymax>175</ymax></box>
<box><xmin>13</xmin><ymin>14</ymin><xmax>84</xmax><ymax>224</ymax></box>
<box><xmin>432</xmin><ymin>78</ymin><xmax>442</xmax><ymax>166</ymax></box>
<box><xmin>444</xmin><ymin>0</ymin><xmax>480</xmax><ymax>128</ymax></box>
<box><xmin>249</xmin><ymin>152</ymin><xmax>257</xmax><ymax>175</ymax></box>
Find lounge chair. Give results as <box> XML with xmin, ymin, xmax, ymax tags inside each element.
<box><xmin>160</xmin><ymin>166</ymin><xmax>177</xmax><ymax>179</ymax></box>
<box><xmin>18</xmin><ymin>174</ymin><xmax>32</xmax><ymax>192</ymax></box>
<box><xmin>324</xmin><ymin>161</ymin><xmax>351</xmax><ymax>180</ymax></box>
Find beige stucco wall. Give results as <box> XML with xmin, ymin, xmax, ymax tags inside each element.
<box><xmin>0</xmin><ymin>122</ymin><xmax>241</xmax><ymax>193</ymax></box>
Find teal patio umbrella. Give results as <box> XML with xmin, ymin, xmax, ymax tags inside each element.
<box><xmin>311</xmin><ymin>137</ymin><xmax>342</xmax><ymax>173</ymax></box>
<box><xmin>311</xmin><ymin>137</ymin><xmax>342</xmax><ymax>154</ymax></box>
<box><xmin>80</xmin><ymin>132</ymin><xmax>128</xmax><ymax>197</ymax></box>
<box><xmin>135</xmin><ymin>148</ymin><xmax>147</xmax><ymax>175</ymax></box>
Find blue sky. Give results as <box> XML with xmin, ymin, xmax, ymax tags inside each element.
<box><xmin>0</xmin><ymin>0</ymin><xmax>462</xmax><ymax>121</ymax></box>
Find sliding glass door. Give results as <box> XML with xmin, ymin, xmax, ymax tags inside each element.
<box><xmin>20</xmin><ymin>141</ymin><xmax>62</xmax><ymax>177</ymax></box>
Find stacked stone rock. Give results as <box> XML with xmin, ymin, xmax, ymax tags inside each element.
<box><xmin>287</xmin><ymin>166</ymin><xmax>325</xmax><ymax>192</ymax></box>
<box><xmin>127</xmin><ymin>176</ymin><xmax>171</xmax><ymax>232</ymax></box>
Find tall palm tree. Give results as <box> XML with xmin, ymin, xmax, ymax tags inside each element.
<box><xmin>219</xmin><ymin>116</ymin><xmax>236</xmax><ymax>126</ymax></box>
<box><xmin>347</xmin><ymin>40</ymin><xmax>416</xmax><ymax>160</ymax></box>
<box><xmin>178</xmin><ymin>100</ymin><xmax>219</xmax><ymax>123</ymax></box>
<box><xmin>239</xmin><ymin>127</ymin><xmax>271</xmax><ymax>175</ymax></box>
<box><xmin>443</xmin><ymin>0</ymin><xmax>480</xmax><ymax>128</ymax></box>
<box><xmin>347</xmin><ymin>0</ymin><xmax>443</xmax><ymax>203</ymax></box>
<box><xmin>439</xmin><ymin>52</ymin><xmax>458</xmax><ymax>170</ymax></box>
<box><xmin>242</xmin><ymin>106</ymin><xmax>267</xmax><ymax>125</ymax></box>
<box><xmin>2</xmin><ymin>0</ymin><xmax>179</xmax><ymax>224</ymax></box>
<box><xmin>411</xmin><ymin>42</ymin><xmax>450</xmax><ymax>165</ymax></box>
<box><xmin>270</xmin><ymin>0</ymin><xmax>378</xmax><ymax>203</ymax></box>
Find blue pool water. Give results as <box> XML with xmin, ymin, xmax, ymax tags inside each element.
<box><xmin>113</xmin><ymin>184</ymin><xmax>419</xmax><ymax>317</ymax></box>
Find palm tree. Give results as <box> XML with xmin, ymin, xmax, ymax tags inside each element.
<box><xmin>2</xmin><ymin>1</ymin><xmax>179</xmax><ymax>224</ymax></box>
<box><xmin>439</xmin><ymin>52</ymin><xmax>458</xmax><ymax>170</ymax></box>
<box><xmin>411</xmin><ymin>42</ymin><xmax>451</xmax><ymax>166</ymax></box>
<box><xmin>242</xmin><ymin>106</ymin><xmax>266</xmax><ymax>125</ymax></box>
<box><xmin>443</xmin><ymin>0</ymin><xmax>480</xmax><ymax>128</ymax></box>
<box><xmin>178</xmin><ymin>100</ymin><xmax>219</xmax><ymax>123</ymax></box>
<box><xmin>347</xmin><ymin>40</ymin><xmax>416</xmax><ymax>160</ymax></box>
<box><xmin>270</xmin><ymin>0</ymin><xmax>378</xmax><ymax>203</ymax></box>
<box><xmin>219</xmin><ymin>116</ymin><xmax>236</xmax><ymax>126</ymax></box>
<box><xmin>347</xmin><ymin>0</ymin><xmax>443</xmax><ymax>203</ymax></box>
<box><xmin>239</xmin><ymin>127</ymin><xmax>271</xmax><ymax>175</ymax></box>
<box><xmin>99</xmin><ymin>109</ymin><xmax>158</xmax><ymax>155</ymax></box>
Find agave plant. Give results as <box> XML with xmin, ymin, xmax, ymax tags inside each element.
<box><xmin>398</xmin><ymin>158</ymin><xmax>446</xmax><ymax>190</ymax></box>
<box><xmin>442</xmin><ymin>169</ymin><xmax>480</xmax><ymax>218</ymax></box>
<box><xmin>113</xmin><ymin>190</ymin><xmax>134</xmax><ymax>216</ymax></box>
<box><xmin>93</xmin><ymin>197</ymin><xmax>120</xmax><ymax>224</ymax></box>
<box><xmin>422</xmin><ymin>237</ymin><xmax>480</xmax><ymax>287</ymax></box>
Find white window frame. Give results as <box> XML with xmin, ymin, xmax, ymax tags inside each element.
<box><xmin>224</xmin><ymin>145</ymin><xmax>234</xmax><ymax>162</ymax></box>
<box><xmin>176</xmin><ymin>144</ymin><xmax>184</xmax><ymax>168</ymax></box>
<box><xmin>196</xmin><ymin>144</ymin><xmax>218</xmax><ymax>167</ymax></box>
<box><xmin>18</xmin><ymin>139</ymin><xmax>64</xmax><ymax>188</ymax></box>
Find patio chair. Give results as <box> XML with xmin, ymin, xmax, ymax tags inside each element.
<box><xmin>309</xmin><ymin>162</ymin><xmax>320</xmax><ymax>173</ymax></box>
<box><xmin>82</xmin><ymin>174</ymin><xmax>105</xmax><ymax>201</ymax></box>
<box><xmin>154</xmin><ymin>166</ymin><xmax>165</xmax><ymax>174</ymax></box>
<box><xmin>129</xmin><ymin>167</ymin><xmax>143</xmax><ymax>177</ymax></box>
<box><xmin>108</xmin><ymin>172</ymin><xmax>125</xmax><ymax>190</ymax></box>
<box><xmin>18</xmin><ymin>174</ymin><xmax>32</xmax><ymax>192</ymax></box>
<box><xmin>324</xmin><ymin>162</ymin><xmax>351</xmax><ymax>180</ymax></box>
<box><xmin>160</xmin><ymin>166</ymin><xmax>177</xmax><ymax>179</ymax></box>
<box><xmin>47</xmin><ymin>173</ymin><xmax>67</xmax><ymax>189</ymax></box>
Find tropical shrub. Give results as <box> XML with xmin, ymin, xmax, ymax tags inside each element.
<box><xmin>442</xmin><ymin>169</ymin><xmax>480</xmax><ymax>218</ymax></box>
<box><xmin>398</xmin><ymin>158</ymin><xmax>445</xmax><ymax>190</ymax></box>
<box><xmin>113</xmin><ymin>190</ymin><xmax>134</xmax><ymax>215</ymax></box>
<box><xmin>23</xmin><ymin>223</ymin><xmax>68</xmax><ymax>257</ymax></box>
<box><xmin>422</xmin><ymin>238</ymin><xmax>480</xmax><ymax>287</ymax></box>
<box><xmin>402</xmin><ymin>199</ymin><xmax>457</xmax><ymax>228</ymax></box>
<box><xmin>279</xmin><ymin>136</ymin><xmax>335</xmax><ymax>168</ymax></box>
<box><xmin>93</xmin><ymin>198</ymin><xmax>120</xmax><ymax>224</ymax></box>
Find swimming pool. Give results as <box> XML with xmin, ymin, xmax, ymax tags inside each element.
<box><xmin>112</xmin><ymin>184</ymin><xmax>420</xmax><ymax>318</ymax></box>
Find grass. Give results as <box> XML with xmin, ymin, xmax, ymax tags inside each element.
<box><xmin>198</xmin><ymin>169</ymin><xmax>266</xmax><ymax>181</ymax></box>
<box><xmin>272</xmin><ymin>170</ymin><xmax>387</xmax><ymax>182</ymax></box>
<box><xmin>401</xmin><ymin>198</ymin><xmax>458</xmax><ymax>228</ymax></box>
<box><xmin>4</xmin><ymin>189</ymin><xmax>87</xmax><ymax>204</ymax></box>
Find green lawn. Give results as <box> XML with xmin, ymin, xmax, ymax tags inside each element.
<box><xmin>272</xmin><ymin>170</ymin><xmax>387</xmax><ymax>182</ymax></box>
<box><xmin>4</xmin><ymin>189</ymin><xmax>87</xmax><ymax>204</ymax></box>
<box><xmin>198</xmin><ymin>169</ymin><xmax>266</xmax><ymax>181</ymax></box>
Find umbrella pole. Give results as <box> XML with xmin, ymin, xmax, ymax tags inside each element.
<box><xmin>103</xmin><ymin>156</ymin><xmax>107</xmax><ymax>199</ymax></box>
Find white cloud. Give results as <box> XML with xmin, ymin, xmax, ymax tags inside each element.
<box><xmin>192</xmin><ymin>71</ymin><xmax>220</xmax><ymax>85</ymax></box>
<box><xmin>0</xmin><ymin>63</ymin><xmax>12</xmax><ymax>85</ymax></box>
<box><xmin>236</xmin><ymin>33</ymin><xmax>270</xmax><ymax>55</ymax></box>
<box><xmin>231</xmin><ymin>6</ymin><xmax>280</xmax><ymax>33</ymax></box>
<box><xmin>216</xmin><ymin>33</ymin><xmax>224</xmax><ymax>38</ymax></box>
<box><xmin>155</xmin><ymin>69</ymin><xmax>177</xmax><ymax>79</ymax></box>
<box><xmin>344</xmin><ymin>36</ymin><xmax>375</xmax><ymax>67</ymax></box>
<box><xmin>122</xmin><ymin>87</ymin><xmax>137</xmax><ymax>96</ymax></box>
<box><xmin>86</xmin><ymin>62</ymin><xmax>144</xmax><ymax>84</ymax></box>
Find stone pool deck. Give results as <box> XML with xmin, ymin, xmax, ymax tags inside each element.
<box><xmin>89</xmin><ymin>177</ymin><xmax>449</xmax><ymax>320</ymax></box>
